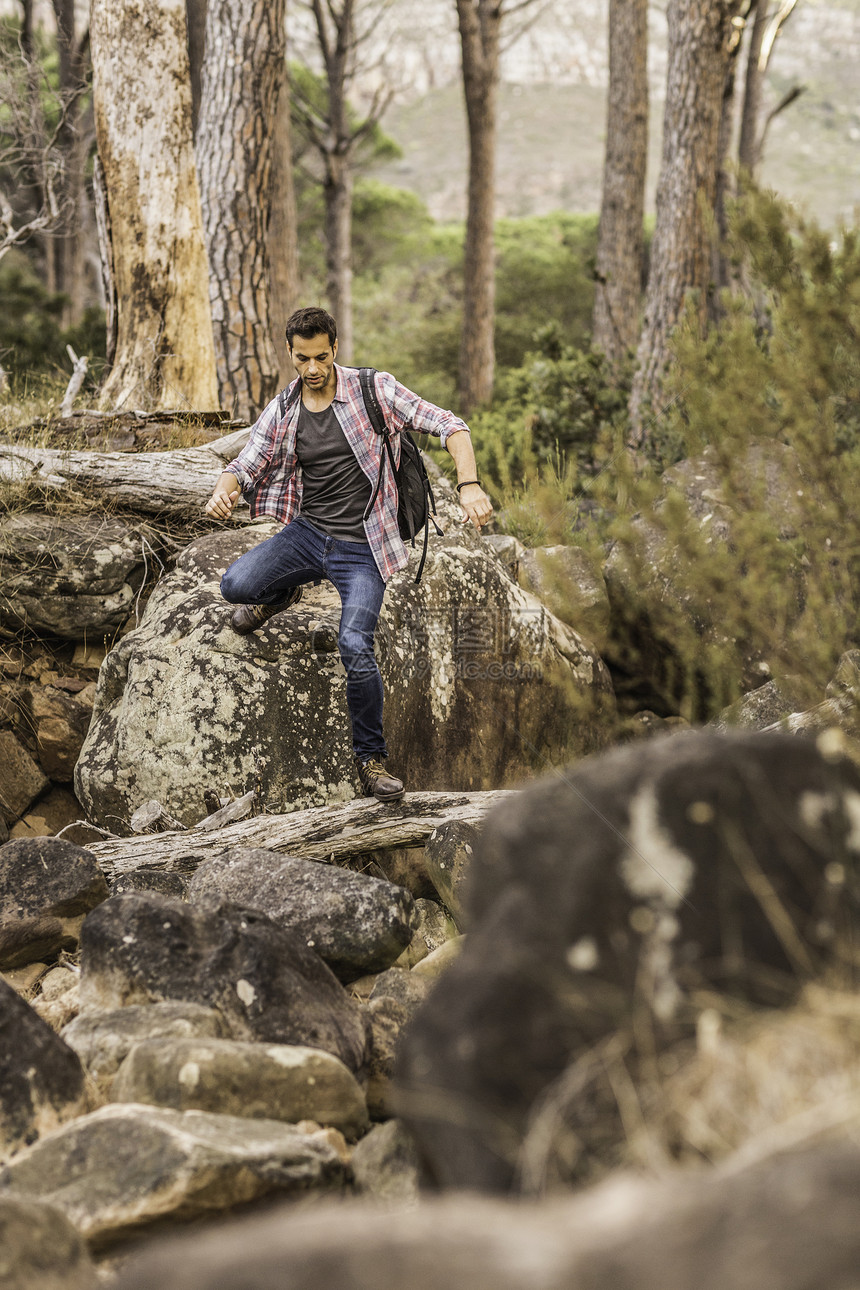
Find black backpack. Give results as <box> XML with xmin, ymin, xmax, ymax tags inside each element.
<box><xmin>358</xmin><ymin>367</ymin><xmax>443</xmax><ymax>584</ymax></box>
<box><xmin>277</xmin><ymin>368</ymin><xmax>443</xmax><ymax>583</ymax></box>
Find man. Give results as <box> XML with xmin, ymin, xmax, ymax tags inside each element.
<box><xmin>205</xmin><ymin>306</ymin><xmax>493</xmax><ymax>803</ymax></box>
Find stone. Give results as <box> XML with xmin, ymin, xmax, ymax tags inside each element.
<box><xmin>0</xmin><ymin>1103</ymin><xmax>347</xmax><ymax>1247</ymax></box>
<box><xmin>110</xmin><ymin>1038</ymin><xmax>369</xmax><ymax>1140</ymax></box>
<box><xmin>188</xmin><ymin>847</ymin><xmax>417</xmax><ymax>982</ymax></box>
<box><xmin>368</xmin><ymin>968</ymin><xmax>432</xmax><ymax>1018</ymax></box>
<box><xmin>74</xmin><ymin>516</ymin><xmax>614</xmax><ymax>829</ymax></box>
<box><xmin>31</xmin><ymin>984</ymin><xmax>79</xmax><ymax>1033</ymax></box>
<box><xmin>0</xmin><ymin>513</ymin><xmax>146</xmax><ymax>639</ymax></box>
<box><xmin>350</xmin><ymin>1119</ymin><xmax>420</xmax><ymax>1206</ymax></box>
<box><xmin>394</xmin><ymin>898</ymin><xmax>458</xmax><ymax>968</ymax></box>
<box><xmin>77</xmin><ymin>892</ymin><xmax>369</xmax><ymax>1074</ymax></box>
<box><xmin>8</xmin><ymin>786</ymin><xmax>93</xmax><ymax>846</ymax></box>
<box><xmin>0</xmin><ymin>838</ymin><xmax>109</xmax><ymax>969</ymax></box>
<box><xmin>362</xmin><ymin>995</ymin><xmax>410</xmax><ymax>1121</ymax></box>
<box><xmin>0</xmin><ymin>1195</ymin><xmax>97</xmax><ymax>1290</ymax></box>
<box><xmin>0</xmin><ymin>977</ymin><xmax>87</xmax><ymax>1159</ymax></box>
<box><xmin>0</xmin><ymin>732</ymin><xmax>49</xmax><ymax>825</ymax></box>
<box><xmin>27</xmin><ymin>684</ymin><xmax>93</xmax><ymax>781</ymax></box>
<box><xmin>481</xmin><ymin>533</ymin><xmax>525</xmax><ymax>576</ymax></box>
<box><xmin>110</xmin><ymin>1135</ymin><xmax>860</xmax><ymax>1290</ymax></box>
<box><xmin>519</xmin><ymin>544</ymin><xmax>610</xmax><ymax>643</ymax></box>
<box><xmin>396</xmin><ymin>729</ymin><xmax>860</xmax><ymax>1191</ymax></box>
<box><xmin>711</xmin><ymin>678</ymin><xmax>812</xmax><ymax>733</ymax></box>
<box><xmin>424</xmin><ymin>820</ymin><xmax>481</xmax><ymax>927</ymax></box>
<box><xmin>109</xmin><ymin>870</ymin><xmax>189</xmax><ymax>899</ymax></box>
<box><xmin>760</xmin><ymin>650</ymin><xmax>860</xmax><ymax>739</ymax></box>
<box><xmin>0</xmin><ymin>962</ymin><xmax>47</xmax><ymax>997</ymax></box>
<box><xmin>62</xmin><ymin>1002</ymin><xmax>227</xmax><ymax>1090</ymax></box>
<box><xmin>410</xmin><ymin>936</ymin><xmax>464</xmax><ymax>980</ymax></box>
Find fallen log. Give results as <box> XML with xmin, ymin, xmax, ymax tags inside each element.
<box><xmin>0</xmin><ymin>426</ymin><xmax>251</xmax><ymax>518</ymax></box>
<box><xmin>87</xmin><ymin>789</ymin><xmax>515</xmax><ymax>878</ymax></box>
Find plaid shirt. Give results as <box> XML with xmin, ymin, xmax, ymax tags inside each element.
<box><xmin>225</xmin><ymin>365</ymin><xmax>470</xmax><ymax>582</ymax></box>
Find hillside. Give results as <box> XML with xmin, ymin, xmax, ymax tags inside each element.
<box><xmin>365</xmin><ymin>0</ymin><xmax>860</xmax><ymax>228</ymax></box>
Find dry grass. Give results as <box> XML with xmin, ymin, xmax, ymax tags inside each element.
<box><xmin>654</xmin><ymin>984</ymin><xmax>860</xmax><ymax>1166</ymax></box>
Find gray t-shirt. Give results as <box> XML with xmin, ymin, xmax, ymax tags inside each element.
<box><xmin>296</xmin><ymin>401</ymin><xmax>372</xmax><ymax>543</ymax></box>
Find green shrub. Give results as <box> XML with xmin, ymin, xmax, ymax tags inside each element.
<box><xmin>611</xmin><ymin>187</ymin><xmax>860</xmax><ymax>717</ymax></box>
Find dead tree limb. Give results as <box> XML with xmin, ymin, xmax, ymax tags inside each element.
<box><xmin>87</xmin><ymin>789</ymin><xmax>516</xmax><ymax>877</ymax></box>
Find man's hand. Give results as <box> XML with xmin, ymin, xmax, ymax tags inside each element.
<box><xmin>458</xmin><ymin>482</ymin><xmax>493</xmax><ymax>531</ymax></box>
<box><xmin>205</xmin><ymin>472</ymin><xmax>241</xmax><ymax>520</ymax></box>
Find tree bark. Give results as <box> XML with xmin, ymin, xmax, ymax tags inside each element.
<box><xmin>268</xmin><ymin>56</ymin><xmax>302</xmax><ymax>388</ymax></box>
<box><xmin>85</xmin><ymin>789</ymin><xmax>516</xmax><ymax>875</ymax></box>
<box><xmin>186</xmin><ymin>0</ymin><xmax>208</xmax><ymax>137</ymax></box>
<box><xmin>711</xmin><ymin>16</ymin><xmax>743</xmax><ymax>309</ymax></box>
<box><xmin>51</xmin><ymin>0</ymin><xmax>91</xmax><ymax>328</ymax></box>
<box><xmin>325</xmin><ymin>156</ymin><xmax>355</xmax><ymax>363</ymax></box>
<box><xmin>456</xmin><ymin>0</ymin><xmax>500</xmax><ymax>416</ymax></box>
<box><xmin>0</xmin><ymin>428</ymin><xmax>250</xmax><ymax>518</ymax></box>
<box><xmin>196</xmin><ymin>0</ymin><xmax>284</xmax><ymax>420</ymax></box>
<box><xmin>628</xmin><ymin>0</ymin><xmax>742</xmax><ymax>445</ymax></box>
<box><xmin>90</xmin><ymin>0</ymin><xmax>219</xmax><ymax>413</ymax></box>
<box><xmin>592</xmin><ymin>0</ymin><xmax>649</xmax><ymax>369</ymax></box>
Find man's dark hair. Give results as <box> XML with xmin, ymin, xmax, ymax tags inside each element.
<box><xmin>285</xmin><ymin>307</ymin><xmax>337</xmax><ymax>350</ymax></box>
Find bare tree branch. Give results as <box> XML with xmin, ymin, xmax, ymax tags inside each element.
<box><xmin>759</xmin><ymin>0</ymin><xmax>799</xmax><ymax>72</ymax></box>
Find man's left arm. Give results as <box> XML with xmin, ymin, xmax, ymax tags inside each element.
<box><xmin>444</xmin><ymin>429</ymin><xmax>494</xmax><ymax>531</ymax></box>
<box><xmin>380</xmin><ymin>373</ymin><xmax>493</xmax><ymax>530</ymax></box>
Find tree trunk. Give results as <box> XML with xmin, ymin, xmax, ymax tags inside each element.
<box><xmin>324</xmin><ymin>157</ymin><xmax>354</xmax><ymax>363</ymax></box>
<box><xmin>92</xmin><ymin>154</ymin><xmax>116</xmax><ymax>372</ymax></box>
<box><xmin>711</xmin><ymin>17</ymin><xmax>744</xmax><ymax>311</ymax></box>
<box><xmin>738</xmin><ymin>0</ymin><xmax>769</xmax><ymax>173</ymax></box>
<box><xmin>268</xmin><ymin>56</ymin><xmax>301</xmax><ymax>388</ymax></box>
<box><xmin>592</xmin><ymin>0</ymin><xmax>649</xmax><ymax>369</ymax></box>
<box><xmin>456</xmin><ymin>0</ymin><xmax>500</xmax><ymax>416</ymax></box>
<box><xmin>186</xmin><ymin>0</ymin><xmax>208</xmax><ymax>137</ymax></box>
<box><xmin>90</xmin><ymin>0</ymin><xmax>218</xmax><ymax>412</ymax></box>
<box><xmin>196</xmin><ymin>0</ymin><xmax>284</xmax><ymax>420</ymax></box>
<box><xmin>51</xmin><ymin>0</ymin><xmax>90</xmax><ymax>328</ymax></box>
<box><xmin>628</xmin><ymin>0</ymin><xmax>742</xmax><ymax>445</ymax></box>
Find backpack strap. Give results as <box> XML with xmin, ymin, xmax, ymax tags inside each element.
<box><xmin>361</xmin><ymin>367</ymin><xmax>393</xmax><ymax>523</ymax></box>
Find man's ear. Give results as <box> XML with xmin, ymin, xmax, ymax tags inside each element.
<box><xmin>332</xmin><ymin>339</ymin><xmax>338</xmax><ymax>360</ymax></box>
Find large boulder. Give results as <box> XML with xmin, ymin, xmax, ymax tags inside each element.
<box><xmin>0</xmin><ymin>978</ymin><xmax>88</xmax><ymax>1160</ymax></box>
<box><xmin>111</xmin><ymin>1133</ymin><xmax>860</xmax><ymax>1290</ymax></box>
<box><xmin>0</xmin><ymin>1103</ymin><xmax>347</xmax><ymax>1247</ymax></box>
<box><xmin>0</xmin><ymin>513</ymin><xmax>147</xmax><ymax>638</ymax></box>
<box><xmin>0</xmin><ymin>838</ymin><xmax>108</xmax><ymax>969</ymax></box>
<box><xmin>0</xmin><ymin>1195</ymin><xmax>97</xmax><ymax>1290</ymax></box>
<box><xmin>188</xmin><ymin>848</ymin><xmax>417</xmax><ymax>982</ymax></box>
<box><xmin>77</xmin><ymin>891</ymin><xmax>369</xmax><ymax>1074</ymax></box>
<box><xmin>74</xmin><ymin>516</ymin><xmax>614</xmax><ymax>829</ymax></box>
<box><xmin>395</xmin><ymin>729</ymin><xmax>860</xmax><ymax>1191</ymax></box>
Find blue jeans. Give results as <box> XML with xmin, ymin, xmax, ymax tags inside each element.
<box><xmin>220</xmin><ymin>518</ymin><xmax>387</xmax><ymax>761</ymax></box>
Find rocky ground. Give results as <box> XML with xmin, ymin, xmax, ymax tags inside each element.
<box><xmin>3</xmin><ymin>418</ymin><xmax>860</xmax><ymax>1286</ymax></box>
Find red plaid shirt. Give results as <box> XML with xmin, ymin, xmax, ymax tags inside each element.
<box><xmin>225</xmin><ymin>366</ymin><xmax>470</xmax><ymax>582</ymax></box>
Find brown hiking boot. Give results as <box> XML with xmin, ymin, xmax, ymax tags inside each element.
<box><xmin>356</xmin><ymin>756</ymin><xmax>405</xmax><ymax>803</ymax></box>
<box><xmin>230</xmin><ymin>586</ymin><xmax>303</xmax><ymax>635</ymax></box>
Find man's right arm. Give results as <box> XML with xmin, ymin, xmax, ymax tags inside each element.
<box><xmin>205</xmin><ymin>471</ymin><xmax>241</xmax><ymax>519</ymax></box>
<box><xmin>203</xmin><ymin>391</ymin><xmax>288</xmax><ymax>519</ymax></box>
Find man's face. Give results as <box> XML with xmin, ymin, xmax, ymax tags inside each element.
<box><xmin>289</xmin><ymin>333</ymin><xmax>338</xmax><ymax>393</ymax></box>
